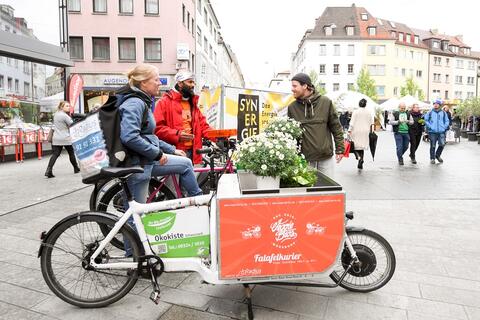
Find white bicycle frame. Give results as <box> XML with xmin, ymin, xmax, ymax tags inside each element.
<box><xmin>89</xmin><ymin>192</ymin><xmax>359</xmax><ymax>285</ymax></box>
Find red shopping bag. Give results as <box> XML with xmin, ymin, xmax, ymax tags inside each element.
<box><xmin>343</xmin><ymin>139</ymin><xmax>351</xmax><ymax>158</ymax></box>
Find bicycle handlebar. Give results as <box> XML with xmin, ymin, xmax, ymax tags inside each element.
<box><xmin>196</xmin><ymin>147</ymin><xmax>214</xmax><ymax>155</ymax></box>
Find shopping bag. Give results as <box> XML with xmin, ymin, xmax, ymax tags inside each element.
<box><xmin>343</xmin><ymin>139</ymin><xmax>351</xmax><ymax>158</ymax></box>
<box><xmin>446</xmin><ymin>129</ymin><xmax>455</xmax><ymax>143</ymax></box>
<box><xmin>47</xmin><ymin>128</ymin><xmax>54</xmax><ymax>143</ymax></box>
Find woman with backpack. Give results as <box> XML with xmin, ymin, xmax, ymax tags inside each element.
<box><xmin>44</xmin><ymin>101</ymin><xmax>80</xmax><ymax>178</ymax></box>
<box><xmin>119</xmin><ymin>64</ymin><xmax>202</xmax><ymax>206</ymax></box>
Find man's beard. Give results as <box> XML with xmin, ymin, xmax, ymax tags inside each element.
<box><xmin>181</xmin><ymin>86</ymin><xmax>194</xmax><ymax>98</ymax></box>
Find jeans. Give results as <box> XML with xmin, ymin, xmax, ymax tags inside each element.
<box><xmin>151</xmin><ymin>154</ymin><xmax>202</xmax><ymax>196</ymax></box>
<box><xmin>47</xmin><ymin>145</ymin><xmax>78</xmax><ymax>170</ymax></box>
<box><xmin>308</xmin><ymin>157</ymin><xmax>334</xmax><ymax>179</ymax></box>
<box><xmin>429</xmin><ymin>132</ymin><xmax>445</xmax><ymax>159</ymax></box>
<box><xmin>409</xmin><ymin>132</ymin><xmax>422</xmax><ymax>159</ymax></box>
<box><xmin>394</xmin><ymin>132</ymin><xmax>410</xmax><ymax>161</ymax></box>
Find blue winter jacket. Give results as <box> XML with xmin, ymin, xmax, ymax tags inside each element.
<box><xmin>424</xmin><ymin>109</ymin><xmax>449</xmax><ymax>134</ymax></box>
<box><xmin>119</xmin><ymin>86</ymin><xmax>175</xmax><ymax>166</ymax></box>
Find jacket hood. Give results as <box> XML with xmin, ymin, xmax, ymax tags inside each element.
<box><xmin>296</xmin><ymin>92</ymin><xmax>322</xmax><ymax>118</ymax></box>
<box><xmin>116</xmin><ymin>85</ymin><xmax>152</xmax><ymax>106</ymax></box>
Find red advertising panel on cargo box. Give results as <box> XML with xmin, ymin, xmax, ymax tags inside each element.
<box><xmin>218</xmin><ymin>194</ymin><xmax>345</xmax><ymax>279</ymax></box>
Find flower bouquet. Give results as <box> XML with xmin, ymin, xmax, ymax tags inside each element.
<box><xmin>263</xmin><ymin>117</ymin><xmax>303</xmax><ymax>140</ymax></box>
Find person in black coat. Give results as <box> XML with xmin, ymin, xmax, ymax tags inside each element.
<box><xmin>408</xmin><ymin>104</ymin><xmax>424</xmax><ymax>164</ymax></box>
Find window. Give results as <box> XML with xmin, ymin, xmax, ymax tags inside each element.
<box><xmin>14</xmin><ymin>59</ymin><xmax>18</xmax><ymax>68</ymax></box>
<box><xmin>367</xmin><ymin>27</ymin><xmax>376</xmax><ymax>36</ymax></box>
<box><xmin>209</xmin><ymin>19</ymin><xmax>213</xmax><ymax>35</ymax></box>
<box><xmin>119</xmin><ymin>0</ymin><xmax>133</xmax><ymax>13</ymax></box>
<box><xmin>69</xmin><ymin>37</ymin><xmax>84</xmax><ymax>60</ymax></box>
<box><xmin>432</xmin><ymin>41</ymin><xmax>439</xmax><ymax>49</ymax></box>
<box><xmin>391</xmin><ymin>31</ymin><xmax>396</xmax><ymax>38</ymax></box>
<box><xmin>24</xmin><ymin>82</ymin><xmax>30</xmax><ymax>96</ymax></box>
<box><xmin>319</xmin><ymin>44</ymin><xmax>326</xmax><ymax>56</ymax></box>
<box><xmin>145</xmin><ymin>0</ymin><xmax>159</xmax><ymax>14</ymax></box>
<box><xmin>467</xmin><ymin>92</ymin><xmax>474</xmax><ymax>99</ymax></box>
<box><xmin>93</xmin><ymin>0</ymin><xmax>107</xmax><ymax>13</ymax></box>
<box><xmin>398</xmin><ymin>33</ymin><xmax>404</xmax><ymax>42</ymax></box>
<box><xmin>416</xmin><ymin>70</ymin><xmax>422</xmax><ymax>78</ymax></box>
<box><xmin>401</xmin><ymin>68</ymin><xmax>406</xmax><ymax>76</ymax></box>
<box><xmin>68</xmin><ymin>0</ymin><xmax>81</xmax><ymax>12</ymax></box>
<box><xmin>197</xmin><ymin>0</ymin><xmax>202</xmax><ymax>13</ymax></box>
<box><xmin>214</xmin><ymin>28</ymin><xmax>217</xmax><ymax>42</ymax></box>
<box><xmin>445</xmin><ymin>75</ymin><xmax>449</xmax><ymax>83</ymax></box>
<box><xmin>144</xmin><ymin>38</ymin><xmax>161</xmax><ymax>61</ymax></box>
<box><xmin>182</xmin><ymin>4</ymin><xmax>186</xmax><ymax>25</ymax></box>
<box><xmin>454</xmin><ymin>91</ymin><xmax>462</xmax><ymax>99</ymax></box>
<box><xmin>367</xmin><ymin>65</ymin><xmax>385</xmax><ymax>76</ymax></box>
<box><xmin>348</xmin><ymin>64</ymin><xmax>354</xmax><ymax>74</ymax></box>
<box><xmin>347</xmin><ymin>83</ymin><xmax>355</xmax><ymax>91</ymax></box>
<box><xmin>433</xmin><ymin>73</ymin><xmax>441</xmax><ymax>82</ymax></box>
<box><xmin>319</xmin><ymin>83</ymin><xmax>326</xmax><ymax>91</ymax></box>
<box><xmin>410</xmin><ymin>51</ymin><xmax>414</xmax><ymax>60</ymax></box>
<box><xmin>324</xmin><ymin>26</ymin><xmax>332</xmax><ymax>36</ymax></box>
<box><xmin>334</xmin><ymin>44</ymin><xmax>340</xmax><ymax>56</ymax></box>
<box><xmin>433</xmin><ymin>89</ymin><xmax>441</xmax><ymax>97</ymax></box>
<box><xmin>361</xmin><ymin>13</ymin><xmax>368</xmax><ymax>20</ymax></box>
<box><xmin>187</xmin><ymin>12</ymin><xmax>190</xmax><ymax>31</ymax></box>
<box><xmin>197</xmin><ymin>27</ymin><xmax>202</xmax><ymax>45</ymax></box>
<box><xmin>446</xmin><ymin>58</ymin><xmax>449</xmax><ymax>66</ymax></box>
<box><xmin>347</xmin><ymin>44</ymin><xmax>354</xmax><ymax>56</ymax></box>
<box><xmin>367</xmin><ymin>45</ymin><xmax>385</xmax><ymax>55</ymax></box>
<box><xmin>375</xmin><ymin>86</ymin><xmax>385</xmax><ymax>96</ymax></box>
<box><xmin>333</xmin><ymin>64</ymin><xmax>339</xmax><ymax>74</ymax></box>
<box><xmin>456</xmin><ymin>59</ymin><xmax>464</xmax><ymax>68</ymax></box>
<box><xmin>414</xmin><ymin>35</ymin><xmax>419</xmax><ymax>44</ymax></box>
<box><xmin>393</xmin><ymin>87</ymin><xmax>398</xmax><ymax>96</ymax></box>
<box><xmin>346</xmin><ymin>26</ymin><xmax>354</xmax><ymax>36</ymax></box>
<box><xmin>467</xmin><ymin>76</ymin><xmax>475</xmax><ymax>85</ymax></box>
<box><xmin>203</xmin><ymin>37</ymin><xmax>208</xmax><ymax>53</ymax></box>
<box><xmin>0</xmin><ymin>75</ymin><xmax>3</xmax><ymax>89</ymax></box>
<box><xmin>406</xmin><ymin>34</ymin><xmax>411</xmax><ymax>43</ymax></box>
<box><xmin>319</xmin><ymin>64</ymin><xmax>325</xmax><ymax>74</ymax></box>
<box><xmin>203</xmin><ymin>8</ymin><xmax>207</xmax><ymax>24</ymax></box>
<box><xmin>214</xmin><ymin>52</ymin><xmax>217</xmax><ymax>65</ymax></box>
<box><xmin>14</xmin><ymin>79</ymin><xmax>19</xmax><ymax>93</ymax></box>
<box><xmin>445</xmin><ymin>90</ymin><xmax>449</xmax><ymax>99</ymax></box>
<box><xmin>118</xmin><ymin>38</ymin><xmax>135</xmax><ymax>60</ymax></box>
<box><xmin>7</xmin><ymin>77</ymin><xmax>12</xmax><ymax>91</ymax></box>
<box><xmin>450</xmin><ymin>45</ymin><xmax>458</xmax><ymax>53</ymax></box>
<box><xmin>455</xmin><ymin>75</ymin><xmax>463</xmax><ymax>84</ymax></box>
<box><xmin>468</xmin><ymin>61</ymin><xmax>475</xmax><ymax>70</ymax></box>
<box><xmin>433</xmin><ymin>57</ymin><xmax>441</xmax><ymax>65</ymax></box>
<box><xmin>333</xmin><ymin>83</ymin><xmax>340</xmax><ymax>91</ymax></box>
<box><xmin>209</xmin><ymin>44</ymin><xmax>213</xmax><ymax>59</ymax></box>
<box><xmin>464</xmin><ymin>48</ymin><xmax>471</xmax><ymax>55</ymax></box>
<box><xmin>92</xmin><ymin>37</ymin><xmax>110</xmax><ymax>60</ymax></box>
<box><xmin>192</xmin><ymin>18</ymin><xmax>195</xmax><ymax>35</ymax></box>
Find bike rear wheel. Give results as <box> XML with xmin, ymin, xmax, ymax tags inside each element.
<box><xmin>40</xmin><ymin>213</ymin><xmax>141</xmax><ymax>308</ymax></box>
<box><xmin>329</xmin><ymin>229</ymin><xmax>396</xmax><ymax>292</ymax></box>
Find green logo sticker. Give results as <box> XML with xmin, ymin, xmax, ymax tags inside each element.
<box><xmin>142</xmin><ymin>211</ymin><xmax>176</xmax><ymax>235</ymax></box>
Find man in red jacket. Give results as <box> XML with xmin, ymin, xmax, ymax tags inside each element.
<box><xmin>154</xmin><ymin>70</ymin><xmax>211</xmax><ymax>164</ymax></box>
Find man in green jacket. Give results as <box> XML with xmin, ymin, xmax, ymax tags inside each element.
<box><xmin>287</xmin><ymin>73</ymin><xmax>344</xmax><ymax>178</ymax></box>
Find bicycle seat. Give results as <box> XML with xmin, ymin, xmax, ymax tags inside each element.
<box><xmin>100</xmin><ymin>167</ymin><xmax>144</xmax><ymax>178</ymax></box>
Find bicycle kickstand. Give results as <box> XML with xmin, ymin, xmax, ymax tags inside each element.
<box><xmin>149</xmin><ymin>271</ymin><xmax>161</xmax><ymax>304</ymax></box>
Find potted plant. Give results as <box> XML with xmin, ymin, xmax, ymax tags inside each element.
<box><xmin>237</xmin><ymin>131</ymin><xmax>298</xmax><ymax>189</ymax></box>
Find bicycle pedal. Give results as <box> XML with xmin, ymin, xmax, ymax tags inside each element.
<box><xmin>150</xmin><ymin>290</ymin><xmax>161</xmax><ymax>304</ymax></box>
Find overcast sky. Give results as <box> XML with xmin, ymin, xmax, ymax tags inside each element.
<box><xmin>4</xmin><ymin>0</ymin><xmax>479</xmax><ymax>86</ymax></box>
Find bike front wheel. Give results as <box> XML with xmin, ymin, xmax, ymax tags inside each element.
<box><xmin>329</xmin><ymin>229</ymin><xmax>396</xmax><ymax>292</ymax></box>
<box><xmin>40</xmin><ymin>212</ymin><xmax>141</xmax><ymax>308</ymax></box>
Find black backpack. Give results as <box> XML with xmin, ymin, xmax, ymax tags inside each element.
<box><xmin>97</xmin><ymin>92</ymin><xmax>149</xmax><ymax>168</ymax></box>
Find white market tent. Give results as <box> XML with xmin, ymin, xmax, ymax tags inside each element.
<box><xmin>381</xmin><ymin>95</ymin><xmax>430</xmax><ymax>111</ymax></box>
<box><xmin>39</xmin><ymin>92</ymin><xmax>63</xmax><ymax>112</ymax></box>
<box><xmin>326</xmin><ymin>90</ymin><xmax>379</xmax><ymax>115</ymax></box>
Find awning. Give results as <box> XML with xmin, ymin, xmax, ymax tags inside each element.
<box><xmin>0</xmin><ymin>30</ymin><xmax>73</xmax><ymax>67</ymax></box>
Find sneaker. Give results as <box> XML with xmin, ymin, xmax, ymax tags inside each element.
<box><xmin>436</xmin><ymin>156</ymin><xmax>444</xmax><ymax>163</ymax></box>
<box><xmin>398</xmin><ymin>159</ymin><xmax>404</xmax><ymax>165</ymax></box>
<box><xmin>430</xmin><ymin>159</ymin><xmax>435</xmax><ymax>164</ymax></box>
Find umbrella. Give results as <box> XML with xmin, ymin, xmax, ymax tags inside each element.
<box><xmin>369</xmin><ymin>131</ymin><xmax>378</xmax><ymax>160</ymax></box>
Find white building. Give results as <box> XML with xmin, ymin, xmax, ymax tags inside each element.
<box><xmin>0</xmin><ymin>5</ymin><xmax>46</xmax><ymax>101</ymax></box>
<box><xmin>194</xmin><ymin>0</ymin><xmax>244</xmax><ymax>89</ymax></box>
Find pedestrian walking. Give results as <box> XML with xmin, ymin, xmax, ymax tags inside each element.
<box><xmin>287</xmin><ymin>73</ymin><xmax>344</xmax><ymax>178</ymax></box>
<box><xmin>408</xmin><ymin>104</ymin><xmax>424</xmax><ymax>164</ymax></box>
<box><xmin>388</xmin><ymin>102</ymin><xmax>413</xmax><ymax>165</ymax></box>
<box><xmin>348</xmin><ymin>99</ymin><xmax>374</xmax><ymax>169</ymax></box>
<box><xmin>424</xmin><ymin>99</ymin><xmax>450</xmax><ymax>164</ymax></box>
<box><xmin>44</xmin><ymin>101</ymin><xmax>79</xmax><ymax>178</ymax></box>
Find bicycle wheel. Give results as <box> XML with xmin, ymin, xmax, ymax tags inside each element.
<box><xmin>40</xmin><ymin>213</ymin><xmax>141</xmax><ymax>308</ymax></box>
<box><xmin>89</xmin><ymin>178</ymin><xmax>118</xmax><ymax>211</ymax></box>
<box><xmin>96</xmin><ymin>179</ymin><xmax>176</xmax><ymax>250</ymax></box>
<box><xmin>329</xmin><ymin>229</ymin><xmax>396</xmax><ymax>292</ymax></box>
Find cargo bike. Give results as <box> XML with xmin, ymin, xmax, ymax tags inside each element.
<box><xmin>38</xmin><ymin>131</ymin><xmax>396</xmax><ymax>320</ymax></box>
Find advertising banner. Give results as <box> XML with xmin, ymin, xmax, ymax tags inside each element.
<box><xmin>69</xmin><ymin>74</ymin><xmax>84</xmax><ymax>114</ymax></box>
<box><xmin>142</xmin><ymin>206</ymin><xmax>210</xmax><ymax>258</ymax></box>
<box><xmin>218</xmin><ymin>194</ymin><xmax>345</xmax><ymax>279</ymax></box>
<box><xmin>198</xmin><ymin>86</ymin><xmax>294</xmax><ymax>141</ymax></box>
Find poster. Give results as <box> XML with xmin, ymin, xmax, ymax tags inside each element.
<box><xmin>218</xmin><ymin>194</ymin><xmax>345</xmax><ymax>279</ymax></box>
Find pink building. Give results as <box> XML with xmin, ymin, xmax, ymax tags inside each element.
<box><xmin>67</xmin><ymin>0</ymin><xmax>195</xmax><ymax>112</ymax></box>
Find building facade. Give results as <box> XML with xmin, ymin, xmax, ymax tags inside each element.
<box><xmin>0</xmin><ymin>4</ymin><xmax>46</xmax><ymax>103</ymax></box>
<box><xmin>194</xmin><ymin>0</ymin><xmax>244</xmax><ymax>89</ymax></box>
<box><xmin>292</xmin><ymin>4</ymin><xmax>478</xmax><ymax>103</ymax></box>
<box><xmin>67</xmin><ymin>0</ymin><xmax>196</xmax><ymax>112</ymax></box>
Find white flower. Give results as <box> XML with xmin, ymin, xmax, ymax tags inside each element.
<box><xmin>261</xmin><ymin>164</ymin><xmax>267</xmax><ymax>170</ymax></box>
<box><xmin>249</xmin><ymin>147</ymin><xmax>255</xmax><ymax>152</ymax></box>
<box><xmin>269</xmin><ymin>149</ymin><xmax>275</xmax><ymax>154</ymax></box>
<box><xmin>278</xmin><ymin>154</ymin><xmax>285</xmax><ymax>160</ymax></box>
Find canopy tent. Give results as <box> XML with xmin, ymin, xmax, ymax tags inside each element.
<box><xmin>380</xmin><ymin>95</ymin><xmax>430</xmax><ymax>111</ymax></box>
<box><xmin>39</xmin><ymin>92</ymin><xmax>64</xmax><ymax>112</ymax></box>
<box><xmin>325</xmin><ymin>90</ymin><xmax>379</xmax><ymax>115</ymax></box>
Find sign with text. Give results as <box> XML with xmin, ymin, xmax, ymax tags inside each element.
<box><xmin>237</xmin><ymin>94</ymin><xmax>260</xmax><ymax>141</ymax></box>
<box><xmin>218</xmin><ymin>193</ymin><xmax>345</xmax><ymax>279</ymax></box>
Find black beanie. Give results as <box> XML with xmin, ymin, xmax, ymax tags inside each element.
<box><xmin>291</xmin><ymin>73</ymin><xmax>313</xmax><ymax>87</ymax></box>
